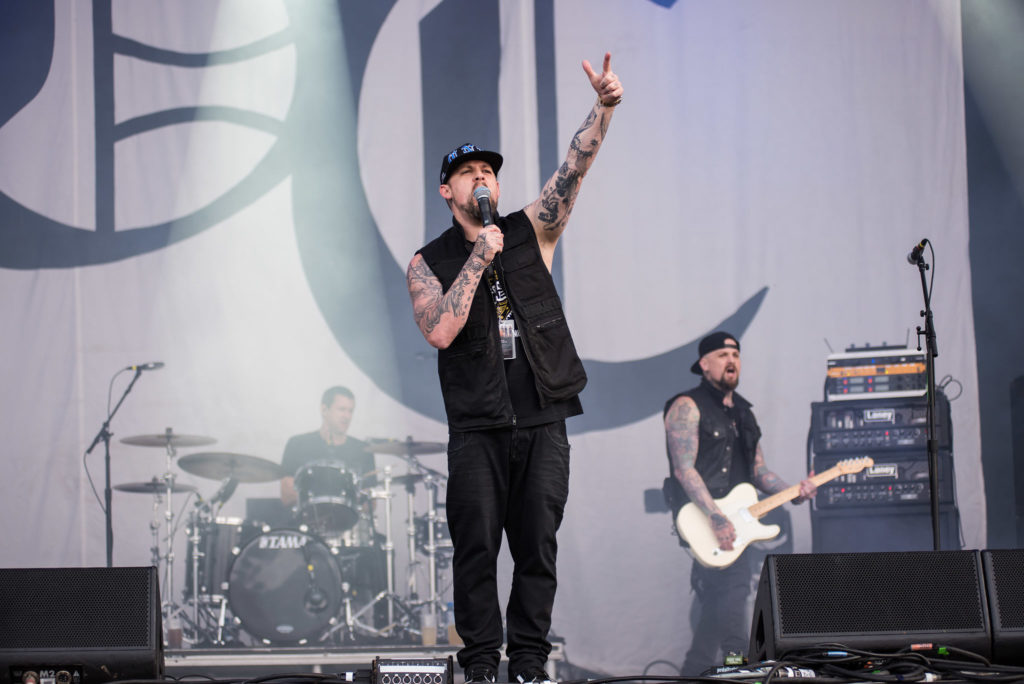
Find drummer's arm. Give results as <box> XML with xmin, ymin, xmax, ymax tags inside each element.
<box><xmin>280</xmin><ymin>476</ymin><xmax>298</xmax><ymax>506</ymax></box>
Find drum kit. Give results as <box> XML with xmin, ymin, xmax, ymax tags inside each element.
<box><xmin>114</xmin><ymin>430</ymin><xmax>452</xmax><ymax>648</ymax></box>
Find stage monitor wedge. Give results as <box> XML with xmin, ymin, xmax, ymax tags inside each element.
<box><xmin>749</xmin><ymin>551</ymin><xmax>991</xmax><ymax>662</ymax></box>
<box><xmin>983</xmin><ymin>549</ymin><xmax>1024</xmax><ymax>665</ymax></box>
<box><xmin>0</xmin><ymin>566</ymin><xmax>163</xmax><ymax>684</ymax></box>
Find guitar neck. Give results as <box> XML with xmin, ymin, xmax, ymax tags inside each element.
<box><xmin>747</xmin><ymin>465</ymin><xmax>845</xmax><ymax>519</ymax></box>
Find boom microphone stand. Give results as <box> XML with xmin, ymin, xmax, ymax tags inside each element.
<box><xmin>85</xmin><ymin>367</ymin><xmax>145</xmax><ymax>567</ymax></box>
<box><xmin>908</xmin><ymin>238</ymin><xmax>942</xmax><ymax>550</ymax></box>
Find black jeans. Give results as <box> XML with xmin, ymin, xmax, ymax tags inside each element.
<box><xmin>681</xmin><ymin>550</ymin><xmax>754</xmax><ymax>674</ymax></box>
<box><xmin>445</xmin><ymin>422</ymin><xmax>571</xmax><ymax>674</ymax></box>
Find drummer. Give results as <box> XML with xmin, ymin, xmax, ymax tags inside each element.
<box><xmin>280</xmin><ymin>386</ymin><xmax>376</xmax><ymax>505</ymax></box>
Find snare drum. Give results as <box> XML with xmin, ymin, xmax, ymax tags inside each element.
<box><xmin>227</xmin><ymin>528</ymin><xmax>343</xmax><ymax>643</ymax></box>
<box><xmin>294</xmin><ymin>460</ymin><xmax>361</xmax><ymax>535</ymax></box>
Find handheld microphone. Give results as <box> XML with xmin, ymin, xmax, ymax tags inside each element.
<box><xmin>473</xmin><ymin>186</ymin><xmax>494</xmax><ymax>226</ymax></box>
<box><xmin>906</xmin><ymin>239</ymin><xmax>928</xmax><ymax>265</ymax></box>
<box><xmin>125</xmin><ymin>362</ymin><xmax>164</xmax><ymax>371</ymax></box>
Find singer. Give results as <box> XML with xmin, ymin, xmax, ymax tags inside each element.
<box><xmin>406</xmin><ymin>53</ymin><xmax>623</xmax><ymax>684</ymax></box>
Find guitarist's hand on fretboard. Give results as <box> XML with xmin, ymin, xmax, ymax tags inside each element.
<box><xmin>792</xmin><ymin>471</ymin><xmax>819</xmax><ymax>504</ymax></box>
<box><xmin>710</xmin><ymin>512</ymin><xmax>736</xmax><ymax>550</ymax></box>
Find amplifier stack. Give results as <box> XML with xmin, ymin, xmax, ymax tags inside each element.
<box><xmin>809</xmin><ymin>346</ymin><xmax>960</xmax><ymax>552</ymax></box>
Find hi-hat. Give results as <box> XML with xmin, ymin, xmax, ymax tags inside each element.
<box><xmin>121</xmin><ymin>431</ymin><xmax>216</xmax><ymax>448</ymax></box>
<box><xmin>364</xmin><ymin>438</ymin><xmax>446</xmax><ymax>456</ymax></box>
<box><xmin>177</xmin><ymin>452</ymin><xmax>282</xmax><ymax>483</ymax></box>
<box><xmin>115</xmin><ymin>480</ymin><xmax>197</xmax><ymax>495</ymax></box>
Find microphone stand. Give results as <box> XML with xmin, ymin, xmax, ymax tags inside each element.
<box><xmin>912</xmin><ymin>246</ymin><xmax>942</xmax><ymax>550</ymax></box>
<box><xmin>85</xmin><ymin>368</ymin><xmax>144</xmax><ymax>567</ymax></box>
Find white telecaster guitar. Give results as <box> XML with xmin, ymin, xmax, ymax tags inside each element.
<box><xmin>674</xmin><ymin>456</ymin><xmax>874</xmax><ymax>569</ymax></box>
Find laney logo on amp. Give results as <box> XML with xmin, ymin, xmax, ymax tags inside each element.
<box><xmin>258</xmin><ymin>533</ymin><xmax>309</xmax><ymax>550</ymax></box>
<box><xmin>863</xmin><ymin>409</ymin><xmax>896</xmax><ymax>424</ymax></box>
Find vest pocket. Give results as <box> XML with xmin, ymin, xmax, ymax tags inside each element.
<box><xmin>526</xmin><ymin>314</ymin><xmax>587</xmax><ymax>399</ymax></box>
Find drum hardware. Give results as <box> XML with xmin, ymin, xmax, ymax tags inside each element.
<box><xmin>119</xmin><ymin>427</ymin><xmax>210</xmax><ymax>643</ymax></box>
<box><xmin>371</xmin><ymin>438</ymin><xmax>450</xmax><ymax>632</ymax></box>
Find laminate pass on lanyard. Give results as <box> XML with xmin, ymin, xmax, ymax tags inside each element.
<box><xmin>485</xmin><ymin>266</ymin><xmax>518</xmax><ymax>360</ymax></box>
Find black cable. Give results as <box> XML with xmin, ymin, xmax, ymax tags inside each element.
<box><xmin>83</xmin><ymin>368</ymin><xmax>130</xmax><ymax>513</ymax></box>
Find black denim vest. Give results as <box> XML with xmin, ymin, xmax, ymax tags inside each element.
<box><xmin>662</xmin><ymin>378</ymin><xmax>761</xmax><ymax>511</ymax></box>
<box><xmin>417</xmin><ymin>210</ymin><xmax>587</xmax><ymax>430</ymax></box>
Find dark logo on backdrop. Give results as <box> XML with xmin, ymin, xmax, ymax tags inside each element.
<box><xmin>0</xmin><ymin>0</ymin><xmax>759</xmax><ymax>432</ymax></box>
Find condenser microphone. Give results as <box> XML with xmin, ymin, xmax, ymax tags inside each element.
<box><xmin>473</xmin><ymin>186</ymin><xmax>494</xmax><ymax>226</ymax></box>
<box><xmin>906</xmin><ymin>239</ymin><xmax>928</xmax><ymax>265</ymax></box>
<box><xmin>125</xmin><ymin>362</ymin><xmax>165</xmax><ymax>371</ymax></box>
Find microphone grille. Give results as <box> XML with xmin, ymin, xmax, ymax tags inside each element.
<box><xmin>473</xmin><ymin>186</ymin><xmax>491</xmax><ymax>201</ymax></box>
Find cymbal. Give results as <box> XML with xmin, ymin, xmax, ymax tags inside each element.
<box><xmin>177</xmin><ymin>452</ymin><xmax>283</xmax><ymax>483</ymax></box>
<box><xmin>364</xmin><ymin>438</ymin><xmax>446</xmax><ymax>456</ymax></box>
<box><xmin>389</xmin><ymin>473</ymin><xmax>425</xmax><ymax>486</ymax></box>
<box><xmin>120</xmin><ymin>432</ymin><xmax>217</xmax><ymax>448</ymax></box>
<box><xmin>115</xmin><ymin>480</ymin><xmax>197</xmax><ymax>495</ymax></box>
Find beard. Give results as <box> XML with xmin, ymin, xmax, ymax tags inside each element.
<box><xmin>710</xmin><ymin>366</ymin><xmax>740</xmax><ymax>391</ymax></box>
<box><xmin>456</xmin><ymin>190</ymin><xmax>498</xmax><ymax>223</ymax></box>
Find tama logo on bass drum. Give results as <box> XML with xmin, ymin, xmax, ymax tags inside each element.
<box><xmin>258</xmin><ymin>532</ymin><xmax>309</xmax><ymax>550</ymax></box>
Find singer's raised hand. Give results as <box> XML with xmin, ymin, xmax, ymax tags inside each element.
<box><xmin>524</xmin><ymin>51</ymin><xmax>622</xmax><ymax>269</ymax></box>
<box><xmin>582</xmin><ymin>52</ymin><xmax>623</xmax><ymax>106</ymax></box>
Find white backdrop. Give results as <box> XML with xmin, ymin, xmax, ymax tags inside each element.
<box><xmin>0</xmin><ymin>0</ymin><xmax>981</xmax><ymax>675</ymax></box>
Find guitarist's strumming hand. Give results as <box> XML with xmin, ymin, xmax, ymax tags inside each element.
<box><xmin>710</xmin><ymin>512</ymin><xmax>736</xmax><ymax>551</ymax></box>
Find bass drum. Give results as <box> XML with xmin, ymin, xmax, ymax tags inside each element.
<box><xmin>227</xmin><ymin>528</ymin><xmax>342</xmax><ymax>643</ymax></box>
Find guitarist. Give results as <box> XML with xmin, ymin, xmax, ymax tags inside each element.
<box><xmin>662</xmin><ymin>331</ymin><xmax>817</xmax><ymax>674</ymax></box>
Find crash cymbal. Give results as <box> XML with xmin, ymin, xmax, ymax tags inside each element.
<box><xmin>177</xmin><ymin>452</ymin><xmax>283</xmax><ymax>483</ymax></box>
<box><xmin>115</xmin><ymin>480</ymin><xmax>197</xmax><ymax>495</ymax></box>
<box><xmin>364</xmin><ymin>438</ymin><xmax>446</xmax><ymax>456</ymax></box>
<box><xmin>120</xmin><ymin>431</ymin><xmax>216</xmax><ymax>448</ymax></box>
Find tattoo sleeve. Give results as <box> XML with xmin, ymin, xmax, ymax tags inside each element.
<box><xmin>664</xmin><ymin>397</ymin><xmax>722</xmax><ymax>518</ymax></box>
<box><xmin>406</xmin><ymin>249</ymin><xmax>487</xmax><ymax>348</ymax></box>
<box><xmin>528</xmin><ymin>100</ymin><xmax>614</xmax><ymax>237</ymax></box>
<box><xmin>751</xmin><ymin>443</ymin><xmax>789</xmax><ymax>495</ymax></box>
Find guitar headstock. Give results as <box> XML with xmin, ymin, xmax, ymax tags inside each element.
<box><xmin>836</xmin><ymin>456</ymin><xmax>874</xmax><ymax>474</ymax></box>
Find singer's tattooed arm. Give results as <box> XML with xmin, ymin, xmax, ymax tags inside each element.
<box><xmin>407</xmin><ymin>250</ymin><xmax>487</xmax><ymax>349</ymax></box>
<box><xmin>664</xmin><ymin>396</ymin><xmax>735</xmax><ymax>547</ymax></box>
<box><xmin>525</xmin><ymin>52</ymin><xmax>622</xmax><ymax>271</ymax></box>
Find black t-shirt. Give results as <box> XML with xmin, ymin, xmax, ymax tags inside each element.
<box><xmin>505</xmin><ymin>336</ymin><xmax>582</xmax><ymax>427</ymax></box>
<box><xmin>281</xmin><ymin>431</ymin><xmax>375</xmax><ymax>487</ymax></box>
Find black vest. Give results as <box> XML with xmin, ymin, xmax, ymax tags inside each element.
<box><xmin>662</xmin><ymin>379</ymin><xmax>761</xmax><ymax>512</ymax></box>
<box><xmin>417</xmin><ymin>210</ymin><xmax>587</xmax><ymax>430</ymax></box>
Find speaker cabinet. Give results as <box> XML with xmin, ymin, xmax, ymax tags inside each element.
<box><xmin>812</xmin><ymin>504</ymin><xmax>961</xmax><ymax>552</ymax></box>
<box><xmin>0</xmin><ymin>567</ymin><xmax>163</xmax><ymax>684</ymax></box>
<box><xmin>983</xmin><ymin>549</ymin><xmax>1024</xmax><ymax>664</ymax></box>
<box><xmin>749</xmin><ymin>551</ymin><xmax>991</xmax><ymax>661</ymax></box>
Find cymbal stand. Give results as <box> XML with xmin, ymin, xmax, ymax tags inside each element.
<box><xmin>403</xmin><ymin>452</ymin><xmax>448</xmax><ymax>625</ymax></box>
<box><xmin>159</xmin><ymin>431</ymin><xmax>180</xmax><ymax>614</ymax></box>
<box><xmin>422</xmin><ymin>472</ymin><xmax>444</xmax><ymax>624</ymax></box>
<box><xmin>405</xmin><ymin>472</ymin><xmax>420</xmax><ymax>603</ymax></box>
<box><xmin>324</xmin><ymin>466</ymin><xmax>413</xmax><ymax>642</ymax></box>
<box><xmin>186</xmin><ymin>503</ymin><xmax>202</xmax><ymax>644</ymax></box>
<box><xmin>382</xmin><ymin>465</ymin><xmax>396</xmax><ymax>626</ymax></box>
